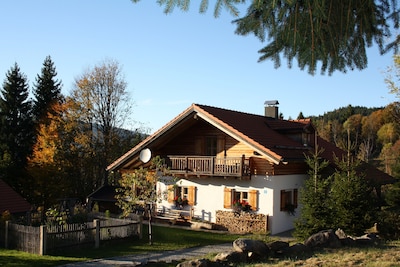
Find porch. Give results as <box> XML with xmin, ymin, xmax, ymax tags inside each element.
<box><xmin>166</xmin><ymin>155</ymin><xmax>251</xmax><ymax>178</ymax></box>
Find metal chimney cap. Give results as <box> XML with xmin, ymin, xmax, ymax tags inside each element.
<box><xmin>264</xmin><ymin>100</ymin><xmax>279</xmax><ymax>106</ymax></box>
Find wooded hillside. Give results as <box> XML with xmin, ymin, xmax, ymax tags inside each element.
<box><xmin>309</xmin><ymin>104</ymin><xmax>399</xmax><ymax>178</ymax></box>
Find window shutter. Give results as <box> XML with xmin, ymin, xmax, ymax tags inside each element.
<box><xmin>224</xmin><ymin>187</ymin><xmax>234</xmax><ymax>208</ymax></box>
<box><xmin>167</xmin><ymin>185</ymin><xmax>175</xmax><ymax>203</ymax></box>
<box><xmin>249</xmin><ymin>190</ymin><xmax>258</xmax><ymax>211</ymax></box>
<box><xmin>188</xmin><ymin>186</ymin><xmax>196</xmax><ymax>206</ymax></box>
<box><xmin>294</xmin><ymin>189</ymin><xmax>298</xmax><ymax>208</ymax></box>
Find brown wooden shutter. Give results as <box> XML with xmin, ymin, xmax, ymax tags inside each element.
<box><xmin>280</xmin><ymin>190</ymin><xmax>285</xmax><ymax>211</ymax></box>
<box><xmin>167</xmin><ymin>185</ymin><xmax>175</xmax><ymax>203</ymax></box>
<box><xmin>223</xmin><ymin>187</ymin><xmax>234</xmax><ymax>208</ymax></box>
<box><xmin>294</xmin><ymin>189</ymin><xmax>298</xmax><ymax>208</ymax></box>
<box><xmin>188</xmin><ymin>186</ymin><xmax>196</xmax><ymax>206</ymax></box>
<box><xmin>249</xmin><ymin>190</ymin><xmax>258</xmax><ymax>211</ymax></box>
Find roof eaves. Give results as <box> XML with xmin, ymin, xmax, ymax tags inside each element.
<box><xmin>107</xmin><ymin>104</ymin><xmax>197</xmax><ymax>171</ymax></box>
<box><xmin>193</xmin><ymin>104</ymin><xmax>283</xmax><ymax>164</ymax></box>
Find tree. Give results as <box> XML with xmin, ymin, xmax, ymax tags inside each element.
<box><xmin>27</xmin><ymin>102</ymin><xmax>73</xmax><ymax>207</ymax></box>
<box><xmin>115</xmin><ymin>156</ymin><xmax>167</xmax><ymax>244</ymax></box>
<box><xmin>70</xmin><ymin>58</ymin><xmax>134</xmax><ymax>187</ymax></box>
<box><xmin>294</xmin><ymin>143</ymin><xmax>331</xmax><ymax>239</ymax></box>
<box><xmin>133</xmin><ymin>0</ymin><xmax>400</xmax><ymax>75</ymax></box>
<box><xmin>32</xmin><ymin>55</ymin><xmax>63</xmax><ymax>124</ymax></box>
<box><xmin>385</xmin><ymin>54</ymin><xmax>400</xmax><ymax>124</ymax></box>
<box><xmin>329</xmin><ymin>155</ymin><xmax>378</xmax><ymax>236</ymax></box>
<box><xmin>0</xmin><ymin>63</ymin><xmax>34</xmax><ymax>190</ymax></box>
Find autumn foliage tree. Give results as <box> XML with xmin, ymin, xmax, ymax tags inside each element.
<box><xmin>69</xmin><ymin>59</ymin><xmax>136</xmax><ymax>191</ymax></box>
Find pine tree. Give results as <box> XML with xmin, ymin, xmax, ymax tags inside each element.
<box><xmin>32</xmin><ymin>55</ymin><xmax>63</xmax><ymax>124</ymax></box>
<box><xmin>330</xmin><ymin>155</ymin><xmax>378</xmax><ymax>236</ymax></box>
<box><xmin>294</xmin><ymin>144</ymin><xmax>332</xmax><ymax>239</ymax></box>
<box><xmin>0</xmin><ymin>63</ymin><xmax>34</xmax><ymax>189</ymax></box>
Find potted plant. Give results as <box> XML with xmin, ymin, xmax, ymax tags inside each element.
<box><xmin>174</xmin><ymin>196</ymin><xmax>188</xmax><ymax>209</ymax></box>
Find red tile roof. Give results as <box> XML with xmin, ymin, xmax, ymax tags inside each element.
<box><xmin>0</xmin><ymin>179</ymin><xmax>31</xmax><ymax>214</ymax></box>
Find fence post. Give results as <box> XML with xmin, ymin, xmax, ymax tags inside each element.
<box><xmin>40</xmin><ymin>225</ymin><xmax>47</xmax><ymax>255</ymax></box>
<box><xmin>138</xmin><ymin>215</ymin><xmax>143</xmax><ymax>239</ymax></box>
<box><xmin>94</xmin><ymin>219</ymin><xmax>100</xmax><ymax>248</ymax></box>
<box><xmin>5</xmin><ymin>221</ymin><xmax>9</xmax><ymax>249</ymax></box>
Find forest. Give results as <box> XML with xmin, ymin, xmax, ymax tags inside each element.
<box><xmin>0</xmin><ymin>57</ymin><xmax>144</xmax><ymax>212</ymax></box>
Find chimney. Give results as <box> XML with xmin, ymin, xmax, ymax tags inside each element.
<box><xmin>264</xmin><ymin>100</ymin><xmax>279</xmax><ymax>119</ymax></box>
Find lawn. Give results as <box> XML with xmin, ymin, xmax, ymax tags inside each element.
<box><xmin>0</xmin><ymin>223</ymin><xmax>242</xmax><ymax>267</ymax></box>
<box><xmin>1</xmin><ymin>224</ymin><xmax>400</xmax><ymax>267</ymax></box>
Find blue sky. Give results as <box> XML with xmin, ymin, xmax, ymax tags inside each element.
<box><xmin>0</xmin><ymin>0</ymin><xmax>397</xmax><ymax>134</ymax></box>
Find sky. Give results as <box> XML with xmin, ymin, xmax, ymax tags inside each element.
<box><xmin>0</xmin><ymin>1</ymin><xmax>398</xmax><ymax>134</ymax></box>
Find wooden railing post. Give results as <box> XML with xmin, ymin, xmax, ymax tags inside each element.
<box><xmin>94</xmin><ymin>219</ymin><xmax>100</xmax><ymax>248</ymax></box>
<box><xmin>212</xmin><ymin>157</ymin><xmax>215</xmax><ymax>174</ymax></box>
<box><xmin>40</xmin><ymin>225</ymin><xmax>47</xmax><ymax>255</ymax></box>
<box><xmin>4</xmin><ymin>221</ymin><xmax>9</xmax><ymax>249</ymax></box>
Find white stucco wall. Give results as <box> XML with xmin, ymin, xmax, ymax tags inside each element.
<box><xmin>157</xmin><ymin>174</ymin><xmax>306</xmax><ymax>235</ymax></box>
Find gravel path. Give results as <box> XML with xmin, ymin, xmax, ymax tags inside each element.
<box><xmin>59</xmin><ymin>243</ymin><xmax>233</xmax><ymax>267</ymax></box>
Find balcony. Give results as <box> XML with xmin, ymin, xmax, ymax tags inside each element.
<box><xmin>167</xmin><ymin>155</ymin><xmax>251</xmax><ymax>178</ymax></box>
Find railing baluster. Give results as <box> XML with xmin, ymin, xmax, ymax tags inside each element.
<box><xmin>167</xmin><ymin>155</ymin><xmax>249</xmax><ymax>177</ymax></box>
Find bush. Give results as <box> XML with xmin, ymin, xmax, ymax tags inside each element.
<box><xmin>377</xmin><ymin>209</ymin><xmax>400</xmax><ymax>240</ymax></box>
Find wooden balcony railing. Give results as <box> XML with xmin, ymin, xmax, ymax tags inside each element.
<box><xmin>167</xmin><ymin>155</ymin><xmax>250</xmax><ymax>177</ymax></box>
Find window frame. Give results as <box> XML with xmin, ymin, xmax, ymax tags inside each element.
<box><xmin>280</xmin><ymin>189</ymin><xmax>298</xmax><ymax>212</ymax></box>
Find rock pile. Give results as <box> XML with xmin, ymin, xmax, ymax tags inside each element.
<box><xmin>176</xmin><ymin>229</ymin><xmax>380</xmax><ymax>267</ymax></box>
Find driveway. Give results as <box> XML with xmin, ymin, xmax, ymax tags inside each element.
<box><xmin>59</xmin><ymin>243</ymin><xmax>233</xmax><ymax>266</ymax></box>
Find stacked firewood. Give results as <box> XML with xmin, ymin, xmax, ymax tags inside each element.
<box><xmin>215</xmin><ymin>210</ymin><xmax>268</xmax><ymax>234</ymax></box>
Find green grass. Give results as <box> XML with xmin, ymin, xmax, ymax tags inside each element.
<box><xmin>0</xmin><ymin>249</ymin><xmax>85</xmax><ymax>267</ymax></box>
<box><xmin>0</xmin><ymin>224</ymin><xmax>242</xmax><ymax>267</ymax></box>
<box><xmin>2</xmin><ymin>224</ymin><xmax>400</xmax><ymax>267</ymax></box>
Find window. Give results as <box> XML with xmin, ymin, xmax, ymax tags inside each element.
<box><xmin>280</xmin><ymin>189</ymin><xmax>298</xmax><ymax>212</ymax></box>
<box><xmin>234</xmin><ymin>191</ymin><xmax>248</xmax><ymax>204</ymax></box>
<box><xmin>205</xmin><ymin>136</ymin><xmax>217</xmax><ymax>156</ymax></box>
<box><xmin>168</xmin><ymin>185</ymin><xmax>196</xmax><ymax>206</ymax></box>
<box><xmin>224</xmin><ymin>187</ymin><xmax>258</xmax><ymax>211</ymax></box>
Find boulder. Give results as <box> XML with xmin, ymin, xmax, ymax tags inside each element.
<box><xmin>335</xmin><ymin>228</ymin><xmax>347</xmax><ymax>239</ymax></box>
<box><xmin>304</xmin><ymin>229</ymin><xmax>341</xmax><ymax>248</ymax></box>
<box><xmin>176</xmin><ymin>258</ymin><xmax>212</xmax><ymax>267</ymax></box>
<box><xmin>354</xmin><ymin>233</ymin><xmax>380</xmax><ymax>246</ymax></box>
<box><xmin>214</xmin><ymin>251</ymin><xmax>247</xmax><ymax>263</ymax></box>
<box><xmin>282</xmin><ymin>243</ymin><xmax>308</xmax><ymax>254</ymax></box>
<box><xmin>233</xmin><ymin>238</ymin><xmax>270</xmax><ymax>258</ymax></box>
<box><xmin>266</xmin><ymin>240</ymin><xmax>289</xmax><ymax>255</ymax></box>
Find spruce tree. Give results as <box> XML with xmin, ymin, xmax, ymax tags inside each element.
<box><xmin>330</xmin><ymin>156</ymin><xmax>378</xmax><ymax>236</ymax></box>
<box><xmin>0</xmin><ymin>63</ymin><xmax>34</xmax><ymax>189</ymax></box>
<box><xmin>294</xmin><ymin>145</ymin><xmax>332</xmax><ymax>239</ymax></box>
<box><xmin>32</xmin><ymin>55</ymin><xmax>63</xmax><ymax>124</ymax></box>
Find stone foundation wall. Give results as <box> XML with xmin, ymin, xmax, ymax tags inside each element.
<box><xmin>215</xmin><ymin>210</ymin><xmax>268</xmax><ymax>234</ymax></box>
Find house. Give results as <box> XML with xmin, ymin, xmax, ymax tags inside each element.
<box><xmin>107</xmin><ymin>103</ymin><xmax>394</xmax><ymax>234</ymax></box>
<box><xmin>0</xmin><ymin>179</ymin><xmax>31</xmax><ymax>217</ymax></box>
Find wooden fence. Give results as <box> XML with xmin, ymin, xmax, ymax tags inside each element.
<box><xmin>3</xmin><ymin>217</ymin><xmax>142</xmax><ymax>255</ymax></box>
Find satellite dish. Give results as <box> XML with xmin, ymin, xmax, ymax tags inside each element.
<box><xmin>139</xmin><ymin>148</ymin><xmax>152</xmax><ymax>163</ymax></box>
